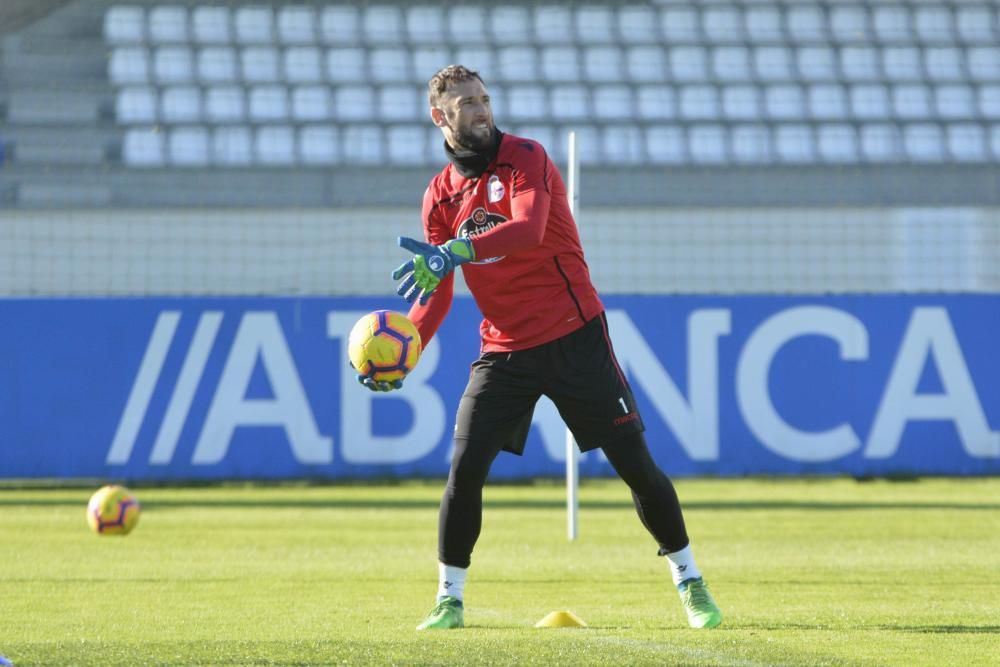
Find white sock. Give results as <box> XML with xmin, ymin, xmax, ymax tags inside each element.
<box><xmin>437</xmin><ymin>563</ymin><xmax>467</xmax><ymax>602</ymax></box>
<box><xmin>665</xmin><ymin>544</ymin><xmax>702</xmax><ymax>586</ymax></box>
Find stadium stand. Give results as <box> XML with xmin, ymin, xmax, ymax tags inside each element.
<box><xmin>1</xmin><ymin>0</ymin><xmax>999</xmax><ymax>207</ymax></box>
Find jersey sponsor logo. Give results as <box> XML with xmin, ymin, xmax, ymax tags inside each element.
<box><xmin>487</xmin><ymin>175</ymin><xmax>505</xmax><ymax>203</ymax></box>
<box><xmin>458</xmin><ymin>207</ymin><xmax>507</xmax><ymax>264</ymax></box>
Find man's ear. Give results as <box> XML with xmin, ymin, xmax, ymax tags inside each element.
<box><xmin>430</xmin><ymin>106</ymin><xmax>447</xmax><ymax>128</ymax></box>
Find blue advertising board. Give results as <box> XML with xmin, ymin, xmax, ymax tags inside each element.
<box><xmin>1</xmin><ymin>296</ymin><xmax>998</xmax><ymax>480</ymax></box>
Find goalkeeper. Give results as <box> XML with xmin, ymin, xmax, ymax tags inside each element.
<box><xmin>376</xmin><ymin>65</ymin><xmax>722</xmax><ymax>631</ymax></box>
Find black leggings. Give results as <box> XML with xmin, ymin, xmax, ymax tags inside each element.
<box><xmin>438</xmin><ymin>431</ymin><xmax>690</xmax><ymax>568</ymax></box>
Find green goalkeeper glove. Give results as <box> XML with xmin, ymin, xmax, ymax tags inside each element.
<box><xmin>392</xmin><ymin>236</ymin><xmax>475</xmax><ymax>304</ymax></box>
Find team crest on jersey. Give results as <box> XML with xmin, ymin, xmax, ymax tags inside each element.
<box><xmin>458</xmin><ymin>207</ymin><xmax>507</xmax><ymax>264</ymax></box>
<box><xmin>487</xmin><ymin>175</ymin><xmax>505</xmax><ymax>203</ymax></box>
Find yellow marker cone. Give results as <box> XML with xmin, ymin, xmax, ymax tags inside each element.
<box><xmin>534</xmin><ymin>610</ymin><xmax>587</xmax><ymax>628</ymax></box>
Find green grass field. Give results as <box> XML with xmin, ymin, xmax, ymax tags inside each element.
<box><xmin>1</xmin><ymin>478</ymin><xmax>998</xmax><ymax>666</ymax></box>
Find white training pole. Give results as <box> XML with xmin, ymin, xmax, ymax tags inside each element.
<box><xmin>566</xmin><ymin>130</ymin><xmax>580</xmax><ymax>542</ymax></box>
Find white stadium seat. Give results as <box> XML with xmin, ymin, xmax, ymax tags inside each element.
<box><xmin>197</xmin><ymin>47</ymin><xmax>237</xmax><ymax>83</ymax></box>
<box><xmin>636</xmin><ymin>85</ymin><xmax>676</xmax><ymax>121</ymax></box>
<box><xmin>592</xmin><ymin>86</ymin><xmax>632</xmax><ymax>121</ymax></box>
<box><xmin>626</xmin><ymin>47</ymin><xmax>667</xmax><ymax>83</ymax></box>
<box><xmin>583</xmin><ymin>46</ymin><xmax>623</xmax><ymax>83</ymax></box>
<box><xmin>386</xmin><ymin>125</ymin><xmax>427</xmax><ymax>165</ymax></box>
<box><xmin>786</xmin><ymin>6</ymin><xmax>827</xmax><ymax>43</ymax></box>
<box><xmin>320</xmin><ymin>6</ymin><xmax>360</xmax><ymax>45</ymax></box>
<box><xmin>924</xmin><ymin>47</ymin><xmax>965</xmax><ymax>82</ymax></box>
<box><xmin>754</xmin><ymin>47</ymin><xmax>794</xmax><ymax>82</ymax></box>
<box><xmin>148</xmin><ymin>6</ymin><xmax>188</xmax><ymax>44</ymax></box>
<box><xmin>660</xmin><ymin>7</ymin><xmax>699</xmax><ymax>43</ymax></box>
<box><xmin>378</xmin><ymin>85</ymin><xmax>420</xmax><ymax>122</ymax></box>
<box><xmin>241</xmin><ymin>47</ymin><xmax>280</xmax><ymax>83</ymax></box>
<box><xmin>564</xmin><ymin>124</ymin><xmax>600</xmax><ymax>165</ymax></box>
<box><xmin>701</xmin><ymin>5</ymin><xmax>743</xmax><ymax>43</ymax></box>
<box><xmin>369</xmin><ymin>48</ymin><xmax>411</xmax><ymax>83</ymax></box>
<box><xmin>860</xmin><ymin>124</ymin><xmax>902</xmax><ymax>162</ymax></box>
<box><xmin>744</xmin><ymin>6</ymin><xmax>782</xmax><ymax>43</ymax></box>
<box><xmin>576</xmin><ymin>7</ymin><xmax>615</xmax><ymax>44</ymax></box>
<box><xmin>277</xmin><ymin>6</ymin><xmax>316</xmax><ymax>44</ymax></box>
<box><xmin>730</xmin><ymin>125</ymin><xmax>772</xmax><ymax>164</ymax></box>
<box><xmin>797</xmin><ymin>47</ymin><xmax>837</xmax><ymax>82</ymax></box>
<box><xmin>363</xmin><ymin>5</ymin><xmax>404</xmax><ymax>44</ymax></box>
<box><xmin>212</xmin><ymin>126</ymin><xmax>253</xmax><ymax>166</ymax></box>
<box><xmin>774</xmin><ymin>124</ymin><xmax>816</xmax><ymax>163</ymax></box>
<box><xmin>255</xmin><ymin>125</ymin><xmax>295</xmax><ymax>165</ymax></box>
<box><xmin>249</xmin><ymin>86</ymin><xmax>289</xmax><ymax>121</ymax></box>
<box><xmin>947</xmin><ymin>124</ymin><xmax>987</xmax><ymax>162</ymax></box>
<box><xmin>840</xmin><ymin>47</ymin><xmax>880</xmax><ymax>81</ymax></box>
<box><xmin>283</xmin><ymin>47</ymin><xmax>323</xmax><ymax>84</ymax></box>
<box><xmin>541</xmin><ymin>47</ymin><xmax>580</xmax><ymax>82</ymax></box>
<box><xmin>914</xmin><ymin>6</ymin><xmax>954</xmax><ymax>44</ymax></box>
<box><xmin>498</xmin><ymin>47</ymin><xmax>539</xmax><ymax>83</ymax></box>
<box><xmin>712</xmin><ymin>47</ymin><xmax>752</xmax><ymax>83</ymax></box>
<box><xmin>153</xmin><ymin>47</ymin><xmax>194</xmax><ymax>84</ymax></box>
<box><xmin>688</xmin><ymin>125</ymin><xmax>727</xmax><ymax>164</ymax></box>
<box><xmin>903</xmin><ymin>123</ymin><xmax>945</xmax><ymax>161</ymax></box>
<box><xmin>617</xmin><ymin>6</ymin><xmax>659</xmax><ymax>44</ymax></box>
<box><xmin>534</xmin><ymin>6</ymin><xmax>574</xmax><ymax>44</ymax></box>
<box><xmin>291</xmin><ymin>86</ymin><xmax>332</xmax><ymax>121</ymax></box>
<box><xmin>412</xmin><ymin>47</ymin><xmax>451</xmax><ymax>82</ymax></box>
<box><xmin>807</xmin><ymin>84</ymin><xmax>848</xmax><ymax>120</ymax></box>
<box><xmin>670</xmin><ymin>47</ymin><xmax>709</xmax><ymax>82</ymax></box>
<box><xmin>991</xmin><ymin>125</ymin><xmax>1000</xmax><ymax>160</ymax></box>
<box><xmin>850</xmin><ymin>85</ymin><xmax>891</xmax><ymax>120</ymax></box>
<box><xmin>298</xmin><ymin>125</ymin><xmax>339</xmax><ymax>165</ymax></box>
<box><xmin>169</xmin><ymin>126</ymin><xmax>209</xmax><ymax>166</ymax></box>
<box><xmin>334</xmin><ymin>85</ymin><xmax>375</xmax><ymax>121</ymax></box>
<box><xmin>980</xmin><ymin>86</ymin><xmax>1000</xmax><ymax>119</ymax></box>
<box><xmin>160</xmin><ymin>86</ymin><xmax>201</xmax><ymax>123</ymax></box>
<box><xmin>105</xmin><ymin>6</ymin><xmax>145</xmax><ymax>44</ymax></box>
<box><xmin>602</xmin><ymin>126</ymin><xmax>644</xmax><ymax>165</ymax></box>
<box><xmin>192</xmin><ymin>7</ymin><xmax>231</xmax><ymax>44</ymax></box>
<box><xmin>515</xmin><ymin>125</ymin><xmax>558</xmax><ymax>161</ymax></box>
<box><xmin>765</xmin><ymin>85</ymin><xmax>805</xmax><ymax>120</ymax></box>
<box><xmin>872</xmin><ymin>6</ymin><xmax>913</xmax><ymax>43</ymax></box>
<box><xmin>205</xmin><ymin>87</ymin><xmax>246</xmax><ymax>122</ymax></box>
<box><xmin>327</xmin><ymin>48</ymin><xmax>367</xmax><ymax>84</ymax></box>
<box><xmin>406</xmin><ymin>6</ymin><xmax>445</xmax><ymax>45</ymax></box>
<box><xmin>448</xmin><ymin>7</ymin><xmax>488</xmax><ymax>44</ymax></box>
<box><xmin>109</xmin><ymin>47</ymin><xmax>149</xmax><ymax>84</ymax></box>
<box><xmin>453</xmin><ymin>47</ymin><xmax>495</xmax><ymax>84</ymax></box>
<box><xmin>116</xmin><ymin>87</ymin><xmax>157</xmax><ymax>123</ymax></box>
<box><xmin>234</xmin><ymin>6</ymin><xmax>274</xmax><ymax>44</ymax></box>
<box><xmin>829</xmin><ymin>6</ymin><xmax>869</xmax><ymax>43</ymax></box>
<box><xmin>967</xmin><ymin>48</ymin><xmax>1000</xmax><ymax>82</ymax></box>
<box><xmin>882</xmin><ymin>47</ymin><xmax>923</xmax><ymax>82</ymax></box>
<box><xmin>955</xmin><ymin>6</ymin><xmax>995</xmax><ymax>44</ymax></box>
<box><xmin>679</xmin><ymin>86</ymin><xmax>720</xmax><ymax>120</ymax></box>
<box><xmin>342</xmin><ymin>124</ymin><xmax>384</xmax><ymax>164</ymax></box>
<box><xmin>935</xmin><ymin>85</ymin><xmax>975</xmax><ymax>120</ymax></box>
<box><xmin>507</xmin><ymin>86</ymin><xmax>547</xmax><ymax>121</ymax></box>
<box><xmin>722</xmin><ymin>86</ymin><xmax>761</xmax><ymax>121</ymax></box>
<box><xmin>893</xmin><ymin>85</ymin><xmax>933</xmax><ymax>120</ymax></box>
<box><xmin>817</xmin><ymin>124</ymin><xmax>858</xmax><ymax>163</ymax></box>
<box><xmin>123</xmin><ymin>127</ymin><xmax>165</xmax><ymax>166</ymax></box>
<box><xmin>490</xmin><ymin>7</ymin><xmax>531</xmax><ymax>44</ymax></box>
<box><xmin>550</xmin><ymin>85</ymin><xmax>589</xmax><ymax>121</ymax></box>
<box><xmin>425</xmin><ymin>126</ymin><xmax>445</xmax><ymax>165</ymax></box>
<box><xmin>645</xmin><ymin>125</ymin><xmax>686</xmax><ymax>165</ymax></box>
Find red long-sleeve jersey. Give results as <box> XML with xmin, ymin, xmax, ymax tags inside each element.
<box><xmin>407</xmin><ymin>132</ymin><xmax>604</xmax><ymax>352</ymax></box>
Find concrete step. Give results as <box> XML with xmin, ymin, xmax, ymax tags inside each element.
<box><xmin>7</xmin><ymin>89</ymin><xmax>103</xmax><ymax>124</ymax></box>
<box><xmin>4</xmin><ymin>125</ymin><xmax>114</xmax><ymax>165</ymax></box>
<box><xmin>1</xmin><ymin>38</ymin><xmax>107</xmax><ymax>82</ymax></box>
<box><xmin>17</xmin><ymin>181</ymin><xmax>113</xmax><ymax>207</ymax></box>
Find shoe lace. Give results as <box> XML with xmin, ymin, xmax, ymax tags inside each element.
<box><xmin>430</xmin><ymin>598</ymin><xmax>456</xmax><ymax>617</ymax></box>
<box><xmin>685</xmin><ymin>582</ymin><xmax>711</xmax><ymax>609</ymax></box>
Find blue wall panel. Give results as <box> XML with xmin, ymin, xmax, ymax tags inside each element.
<box><xmin>1</xmin><ymin>296</ymin><xmax>997</xmax><ymax>480</ymax></box>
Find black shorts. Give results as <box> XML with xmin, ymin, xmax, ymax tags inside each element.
<box><xmin>454</xmin><ymin>312</ymin><xmax>645</xmax><ymax>454</ymax></box>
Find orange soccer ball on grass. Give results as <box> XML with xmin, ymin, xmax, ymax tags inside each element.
<box><xmin>347</xmin><ymin>310</ymin><xmax>422</xmax><ymax>384</ymax></box>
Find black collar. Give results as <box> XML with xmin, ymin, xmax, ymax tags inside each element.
<box><xmin>444</xmin><ymin>128</ymin><xmax>503</xmax><ymax>179</ymax></box>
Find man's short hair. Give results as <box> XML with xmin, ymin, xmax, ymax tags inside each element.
<box><xmin>428</xmin><ymin>65</ymin><xmax>485</xmax><ymax>107</ymax></box>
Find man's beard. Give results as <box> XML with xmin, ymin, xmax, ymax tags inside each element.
<box><xmin>452</xmin><ymin>122</ymin><xmax>494</xmax><ymax>153</ymax></box>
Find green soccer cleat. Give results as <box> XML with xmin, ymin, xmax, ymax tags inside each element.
<box><xmin>416</xmin><ymin>596</ymin><xmax>465</xmax><ymax>630</ymax></box>
<box><xmin>678</xmin><ymin>577</ymin><xmax>722</xmax><ymax>629</ymax></box>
